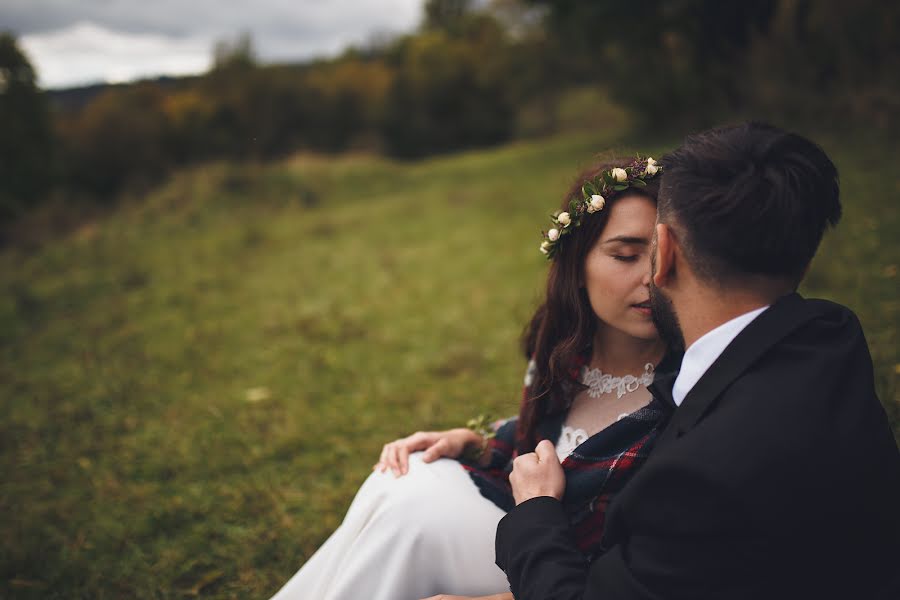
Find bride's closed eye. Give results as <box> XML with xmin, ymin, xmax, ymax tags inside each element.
<box><xmin>612</xmin><ymin>254</ymin><xmax>640</xmax><ymax>262</ymax></box>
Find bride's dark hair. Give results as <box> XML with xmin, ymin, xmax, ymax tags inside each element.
<box><xmin>517</xmin><ymin>160</ymin><xmax>661</xmax><ymax>453</ymax></box>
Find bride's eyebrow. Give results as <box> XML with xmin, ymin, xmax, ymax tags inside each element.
<box><xmin>601</xmin><ymin>235</ymin><xmax>649</xmax><ymax>245</ymax></box>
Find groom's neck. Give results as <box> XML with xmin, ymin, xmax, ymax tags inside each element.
<box><xmin>675</xmin><ymin>277</ymin><xmax>796</xmax><ymax>349</ymax></box>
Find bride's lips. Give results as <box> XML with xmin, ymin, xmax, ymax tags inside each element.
<box><xmin>632</xmin><ymin>300</ymin><xmax>652</xmax><ymax>316</ymax></box>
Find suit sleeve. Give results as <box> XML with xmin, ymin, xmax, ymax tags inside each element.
<box><xmin>496</xmin><ymin>472</ymin><xmax>750</xmax><ymax>600</ymax></box>
<box><xmin>495</xmin><ymin>496</ymin><xmax>591</xmax><ymax>600</ymax></box>
<box><xmin>496</xmin><ymin>498</ymin><xmax>661</xmax><ymax>600</ymax></box>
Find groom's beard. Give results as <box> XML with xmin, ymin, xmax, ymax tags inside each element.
<box><xmin>649</xmin><ymin>280</ymin><xmax>685</xmax><ymax>353</ymax></box>
<box><xmin>648</xmin><ymin>253</ymin><xmax>686</xmax><ymax>353</ymax></box>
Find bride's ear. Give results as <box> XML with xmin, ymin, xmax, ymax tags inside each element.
<box><xmin>652</xmin><ymin>223</ymin><xmax>676</xmax><ymax>288</ymax></box>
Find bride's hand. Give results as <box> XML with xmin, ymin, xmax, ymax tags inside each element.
<box><xmin>374</xmin><ymin>428</ymin><xmax>482</xmax><ymax>477</ymax></box>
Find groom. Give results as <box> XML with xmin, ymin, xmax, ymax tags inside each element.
<box><xmin>495</xmin><ymin>122</ymin><xmax>900</xmax><ymax>599</ymax></box>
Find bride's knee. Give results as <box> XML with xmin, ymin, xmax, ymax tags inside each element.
<box><xmin>374</xmin><ymin>494</ymin><xmax>460</xmax><ymax>551</ymax></box>
<box><xmin>376</xmin><ymin>468</ymin><xmax>462</xmax><ymax>522</ymax></box>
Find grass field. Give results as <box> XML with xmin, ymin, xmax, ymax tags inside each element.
<box><xmin>1</xmin><ymin>127</ymin><xmax>897</xmax><ymax>598</ymax></box>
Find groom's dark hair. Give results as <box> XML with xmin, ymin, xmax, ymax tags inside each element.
<box><xmin>658</xmin><ymin>121</ymin><xmax>841</xmax><ymax>286</ymax></box>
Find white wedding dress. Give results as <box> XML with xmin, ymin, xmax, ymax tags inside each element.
<box><xmin>269</xmin><ymin>452</ymin><xmax>511</xmax><ymax>600</ymax></box>
<box><xmin>270</xmin><ymin>429</ymin><xmax>592</xmax><ymax>600</ymax></box>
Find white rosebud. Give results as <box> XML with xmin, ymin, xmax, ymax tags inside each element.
<box><xmin>611</xmin><ymin>167</ymin><xmax>628</xmax><ymax>182</ymax></box>
<box><xmin>557</xmin><ymin>211</ymin><xmax>571</xmax><ymax>227</ymax></box>
<box><xmin>540</xmin><ymin>241</ymin><xmax>550</xmax><ymax>254</ymax></box>
<box><xmin>644</xmin><ymin>157</ymin><xmax>659</xmax><ymax>176</ymax></box>
<box><xmin>590</xmin><ymin>194</ymin><xmax>605</xmax><ymax>212</ymax></box>
<box><xmin>548</xmin><ymin>228</ymin><xmax>560</xmax><ymax>242</ymax></box>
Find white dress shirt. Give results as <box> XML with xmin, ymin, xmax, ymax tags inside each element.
<box><xmin>672</xmin><ymin>306</ymin><xmax>769</xmax><ymax>407</ymax></box>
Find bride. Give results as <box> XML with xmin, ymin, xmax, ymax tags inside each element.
<box><xmin>269</xmin><ymin>156</ymin><xmax>679</xmax><ymax>600</ymax></box>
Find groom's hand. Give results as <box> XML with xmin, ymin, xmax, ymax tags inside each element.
<box><xmin>509</xmin><ymin>439</ymin><xmax>565</xmax><ymax>505</ymax></box>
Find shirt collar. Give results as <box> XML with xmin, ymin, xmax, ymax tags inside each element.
<box><xmin>672</xmin><ymin>305</ymin><xmax>769</xmax><ymax>407</ymax></box>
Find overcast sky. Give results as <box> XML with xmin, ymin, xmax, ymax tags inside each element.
<box><xmin>2</xmin><ymin>0</ymin><xmax>424</xmax><ymax>89</ymax></box>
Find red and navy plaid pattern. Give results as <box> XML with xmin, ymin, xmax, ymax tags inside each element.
<box><xmin>460</xmin><ymin>362</ymin><xmax>673</xmax><ymax>560</ymax></box>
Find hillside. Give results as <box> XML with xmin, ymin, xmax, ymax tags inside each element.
<box><xmin>1</xmin><ymin>129</ymin><xmax>897</xmax><ymax>598</ymax></box>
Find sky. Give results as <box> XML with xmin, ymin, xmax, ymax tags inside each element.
<box><xmin>2</xmin><ymin>0</ymin><xmax>424</xmax><ymax>89</ymax></box>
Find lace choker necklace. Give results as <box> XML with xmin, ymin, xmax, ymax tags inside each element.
<box><xmin>580</xmin><ymin>363</ymin><xmax>655</xmax><ymax>399</ymax></box>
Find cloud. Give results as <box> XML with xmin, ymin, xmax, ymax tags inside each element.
<box><xmin>20</xmin><ymin>22</ymin><xmax>213</xmax><ymax>88</ymax></box>
<box><xmin>3</xmin><ymin>0</ymin><xmax>423</xmax><ymax>38</ymax></box>
<box><xmin>7</xmin><ymin>0</ymin><xmax>424</xmax><ymax>88</ymax></box>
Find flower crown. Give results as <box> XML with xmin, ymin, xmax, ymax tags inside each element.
<box><xmin>540</xmin><ymin>156</ymin><xmax>662</xmax><ymax>259</ymax></box>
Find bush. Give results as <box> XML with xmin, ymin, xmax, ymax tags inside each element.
<box><xmin>57</xmin><ymin>83</ymin><xmax>171</xmax><ymax>199</ymax></box>
<box><xmin>0</xmin><ymin>33</ymin><xmax>54</xmax><ymax>223</ymax></box>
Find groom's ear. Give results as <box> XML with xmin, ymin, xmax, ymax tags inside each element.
<box><xmin>653</xmin><ymin>223</ymin><xmax>676</xmax><ymax>288</ymax></box>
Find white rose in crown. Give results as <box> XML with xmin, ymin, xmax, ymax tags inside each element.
<box><xmin>557</xmin><ymin>212</ymin><xmax>571</xmax><ymax>227</ymax></box>
<box><xmin>540</xmin><ymin>241</ymin><xmax>551</xmax><ymax>254</ymax></box>
<box><xmin>547</xmin><ymin>228</ymin><xmax>560</xmax><ymax>242</ymax></box>
<box><xmin>644</xmin><ymin>157</ymin><xmax>659</xmax><ymax>176</ymax></box>
<box><xmin>611</xmin><ymin>167</ymin><xmax>628</xmax><ymax>182</ymax></box>
<box><xmin>588</xmin><ymin>194</ymin><xmax>605</xmax><ymax>213</ymax></box>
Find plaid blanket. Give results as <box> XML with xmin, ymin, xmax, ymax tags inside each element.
<box><xmin>461</xmin><ymin>357</ymin><xmax>678</xmax><ymax>560</ymax></box>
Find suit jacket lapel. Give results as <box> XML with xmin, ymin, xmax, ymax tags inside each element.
<box><xmin>645</xmin><ymin>348</ymin><xmax>683</xmax><ymax>413</ymax></box>
<box><xmin>657</xmin><ymin>293</ymin><xmax>827</xmax><ymax>446</ymax></box>
<box><xmin>648</xmin><ymin>372</ymin><xmax>678</xmax><ymax>411</ymax></box>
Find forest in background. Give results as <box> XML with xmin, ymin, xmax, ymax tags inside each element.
<box><xmin>2</xmin><ymin>0</ymin><xmax>898</xmax><ymax>238</ymax></box>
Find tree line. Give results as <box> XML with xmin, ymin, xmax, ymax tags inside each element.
<box><xmin>1</xmin><ymin>0</ymin><xmax>897</xmax><ymax>229</ymax></box>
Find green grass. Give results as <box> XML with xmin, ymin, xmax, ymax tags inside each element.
<box><xmin>1</xmin><ymin>128</ymin><xmax>897</xmax><ymax>598</ymax></box>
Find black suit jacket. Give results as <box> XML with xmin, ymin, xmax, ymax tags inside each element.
<box><xmin>496</xmin><ymin>294</ymin><xmax>900</xmax><ymax>599</ymax></box>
